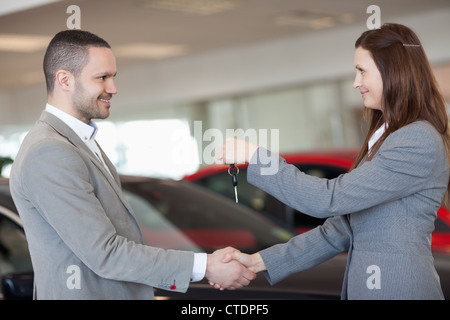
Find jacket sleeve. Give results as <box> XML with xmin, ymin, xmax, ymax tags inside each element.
<box><xmin>260</xmin><ymin>214</ymin><xmax>351</xmax><ymax>285</ymax></box>
<box><xmin>247</xmin><ymin>121</ymin><xmax>446</xmax><ymax>219</ymax></box>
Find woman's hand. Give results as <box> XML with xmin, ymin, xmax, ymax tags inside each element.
<box><xmin>215</xmin><ymin>138</ymin><xmax>259</xmax><ymax>164</ymax></box>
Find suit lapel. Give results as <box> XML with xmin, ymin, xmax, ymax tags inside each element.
<box><xmin>96</xmin><ymin>141</ymin><xmax>121</xmax><ymax>185</ymax></box>
<box><xmin>41</xmin><ymin>111</ymin><xmax>101</xmax><ymax>163</ymax></box>
<box><xmin>39</xmin><ymin>111</ymin><xmax>135</xmax><ymax>215</ymax></box>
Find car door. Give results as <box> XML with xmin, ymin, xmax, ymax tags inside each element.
<box><xmin>0</xmin><ymin>199</ymin><xmax>33</xmax><ymax>299</ymax></box>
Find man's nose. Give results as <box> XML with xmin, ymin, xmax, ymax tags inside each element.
<box><xmin>107</xmin><ymin>79</ymin><xmax>118</xmax><ymax>95</ymax></box>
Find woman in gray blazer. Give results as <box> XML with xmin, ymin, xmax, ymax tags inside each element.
<box><xmin>215</xmin><ymin>23</ymin><xmax>450</xmax><ymax>299</ymax></box>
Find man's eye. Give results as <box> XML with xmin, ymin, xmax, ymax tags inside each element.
<box><xmin>359</xmin><ymin>69</ymin><xmax>365</xmax><ymax>75</ymax></box>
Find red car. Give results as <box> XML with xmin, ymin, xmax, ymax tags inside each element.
<box><xmin>184</xmin><ymin>148</ymin><xmax>450</xmax><ymax>253</ymax></box>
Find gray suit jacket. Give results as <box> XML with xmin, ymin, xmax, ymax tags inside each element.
<box><xmin>9</xmin><ymin>111</ymin><xmax>194</xmax><ymax>299</ymax></box>
<box><xmin>248</xmin><ymin>120</ymin><xmax>448</xmax><ymax>299</ymax></box>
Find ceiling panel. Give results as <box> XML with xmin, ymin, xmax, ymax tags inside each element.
<box><xmin>0</xmin><ymin>0</ymin><xmax>449</xmax><ymax>89</ymax></box>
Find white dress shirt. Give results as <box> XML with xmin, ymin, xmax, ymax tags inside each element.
<box><xmin>44</xmin><ymin>103</ymin><xmax>206</xmax><ymax>282</ymax></box>
<box><xmin>45</xmin><ymin>104</ymin><xmax>111</xmax><ymax>174</ymax></box>
<box><xmin>368</xmin><ymin>123</ymin><xmax>387</xmax><ymax>151</ymax></box>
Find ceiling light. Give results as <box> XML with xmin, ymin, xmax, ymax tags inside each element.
<box><xmin>114</xmin><ymin>43</ymin><xmax>188</xmax><ymax>59</ymax></box>
<box><xmin>339</xmin><ymin>13</ymin><xmax>355</xmax><ymax>24</ymax></box>
<box><xmin>0</xmin><ymin>0</ymin><xmax>62</xmax><ymax>17</ymax></box>
<box><xmin>139</xmin><ymin>0</ymin><xmax>237</xmax><ymax>15</ymax></box>
<box><xmin>275</xmin><ymin>11</ymin><xmax>339</xmax><ymax>30</ymax></box>
<box><xmin>308</xmin><ymin>17</ymin><xmax>336</xmax><ymax>29</ymax></box>
<box><xmin>0</xmin><ymin>34</ymin><xmax>51</xmax><ymax>52</ymax></box>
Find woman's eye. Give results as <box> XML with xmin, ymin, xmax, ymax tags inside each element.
<box><xmin>360</xmin><ymin>69</ymin><xmax>365</xmax><ymax>75</ymax></box>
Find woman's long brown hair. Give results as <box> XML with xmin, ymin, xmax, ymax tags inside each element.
<box><xmin>351</xmin><ymin>23</ymin><xmax>450</xmax><ymax>206</ymax></box>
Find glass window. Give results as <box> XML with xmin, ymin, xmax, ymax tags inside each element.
<box><xmin>123</xmin><ymin>189</ymin><xmax>201</xmax><ymax>251</ymax></box>
<box><xmin>190</xmin><ymin>163</ymin><xmax>348</xmax><ymax>231</ymax></box>
<box><xmin>121</xmin><ymin>178</ymin><xmax>293</xmax><ymax>253</ymax></box>
<box><xmin>0</xmin><ymin>206</ymin><xmax>32</xmax><ymax>279</ymax></box>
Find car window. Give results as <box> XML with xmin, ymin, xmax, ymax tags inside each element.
<box><xmin>123</xmin><ymin>190</ymin><xmax>201</xmax><ymax>251</ymax></box>
<box><xmin>122</xmin><ymin>180</ymin><xmax>293</xmax><ymax>253</ymax></box>
<box><xmin>0</xmin><ymin>206</ymin><xmax>32</xmax><ymax>283</ymax></box>
<box><xmin>191</xmin><ymin>164</ymin><xmax>348</xmax><ymax>231</ymax></box>
<box><xmin>435</xmin><ymin>215</ymin><xmax>450</xmax><ymax>232</ymax></box>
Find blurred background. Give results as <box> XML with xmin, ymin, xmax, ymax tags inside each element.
<box><xmin>1</xmin><ymin>0</ymin><xmax>449</xmax><ymax>179</ymax></box>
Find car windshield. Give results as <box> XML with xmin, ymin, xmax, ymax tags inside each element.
<box><xmin>190</xmin><ymin>163</ymin><xmax>349</xmax><ymax>229</ymax></box>
<box><xmin>122</xmin><ymin>178</ymin><xmax>294</xmax><ymax>253</ymax></box>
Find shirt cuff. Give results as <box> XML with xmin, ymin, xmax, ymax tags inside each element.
<box><xmin>191</xmin><ymin>253</ymin><xmax>207</xmax><ymax>282</ymax></box>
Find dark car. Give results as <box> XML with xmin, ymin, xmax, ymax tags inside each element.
<box><xmin>184</xmin><ymin>149</ymin><xmax>450</xmax><ymax>253</ymax></box>
<box><xmin>0</xmin><ymin>176</ymin><xmax>338</xmax><ymax>300</ymax></box>
<box><xmin>2</xmin><ymin>176</ymin><xmax>450</xmax><ymax>300</ymax></box>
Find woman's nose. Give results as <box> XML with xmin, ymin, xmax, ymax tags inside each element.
<box><xmin>353</xmin><ymin>75</ymin><xmax>361</xmax><ymax>89</ymax></box>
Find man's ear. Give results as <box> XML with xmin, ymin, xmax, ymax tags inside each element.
<box><xmin>55</xmin><ymin>70</ymin><xmax>74</xmax><ymax>92</ymax></box>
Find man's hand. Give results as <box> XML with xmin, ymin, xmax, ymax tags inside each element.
<box><xmin>205</xmin><ymin>247</ymin><xmax>256</xmax><ymax>290</ymax></box>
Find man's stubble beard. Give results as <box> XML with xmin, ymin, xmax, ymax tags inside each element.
<box><xmin>72</xmin><ymin>81</ymin><xmax>109</xmax><ymax>121</ymax></box>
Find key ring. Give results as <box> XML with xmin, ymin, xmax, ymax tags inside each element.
<box><xmin>228</xmin><ymin>164</ymin><xmax>239</xmax><ymax>203</ymax></box>
<box><xmin>228</xmin><ymin>164</ymin><xmax>239</xmax><ymax>177</ymax></box>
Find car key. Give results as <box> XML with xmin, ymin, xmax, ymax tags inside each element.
<box><xmin>228</xmin><ymin>164</ymin><xmax>239</xmax><ymax>203</ymax></box>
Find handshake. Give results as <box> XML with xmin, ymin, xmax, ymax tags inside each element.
<box><xmin>205</xmin><ymin>247</ymin><xmax>266</xmax><ymax>290</ymax></box>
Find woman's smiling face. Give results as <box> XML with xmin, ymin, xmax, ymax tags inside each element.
<box><xmin>353</xmin><ymin>47</ymin><xmax>383</xmax><ymax>111</ymax></box>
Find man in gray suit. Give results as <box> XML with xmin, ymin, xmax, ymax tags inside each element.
<box><xmin>9</xmin><ymin>30</ymin><xmax>255</xmax><ymax>299</ymax></box>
